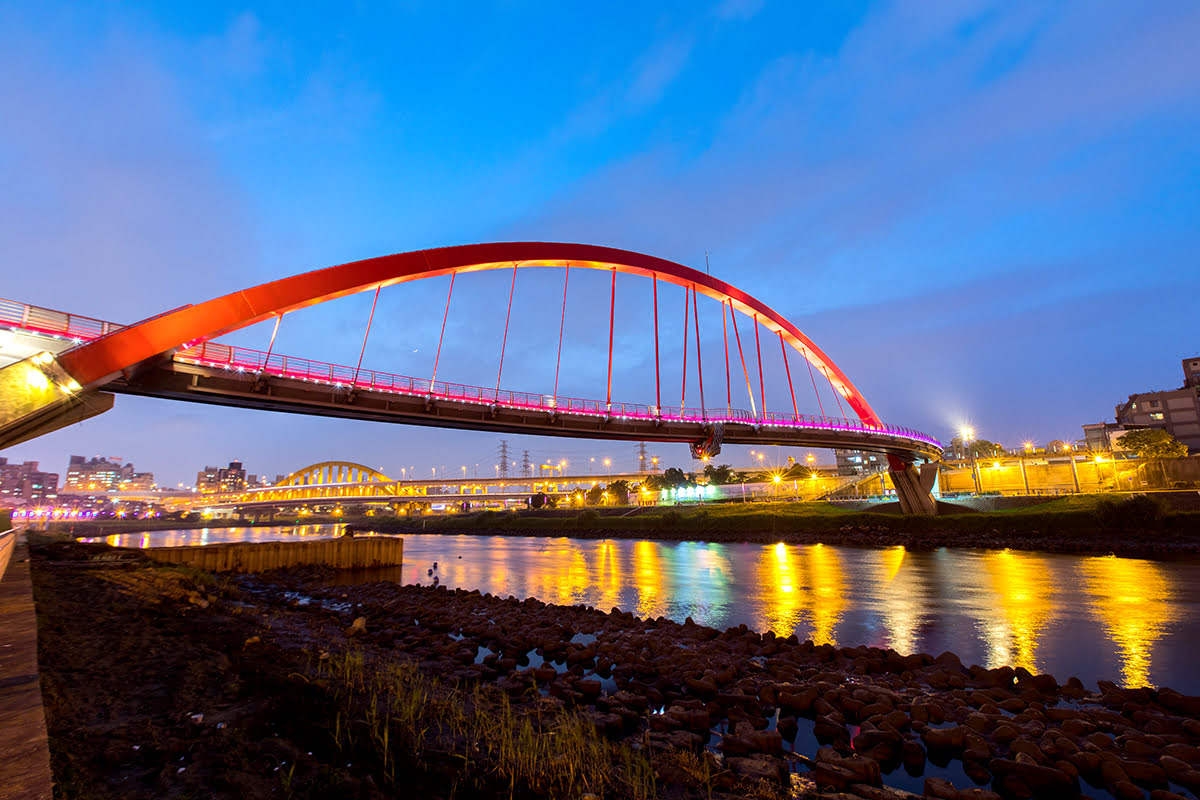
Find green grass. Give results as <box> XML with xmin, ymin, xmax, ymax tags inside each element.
<box><xmin>318</xmin><ymin>649</ymin><xmax>656</xmax><ymax>799</ymax></box>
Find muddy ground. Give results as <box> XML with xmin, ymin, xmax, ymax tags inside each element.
<box><xmin>30</xmin><ymin>539</ymin><xmax>1200</xmax><ymax>800</ymax></box>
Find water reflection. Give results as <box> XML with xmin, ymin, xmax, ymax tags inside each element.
<box><xmin>875</xmin><ymin>547</ymin><xmax>920</xmax><ymax>656</ymax></box>
<box><xmin>977</xmin><ymin>550</ymin><xmax>1054</xmax><ymax>674</ymax></box>
<box><xmin>84</xmin><ymin>524</ymin><xmax>345</xmax><ymax>549</ymax></box>
<box><xmin>757</xmin><ymin>543</ymin><xmax>806</xmax><ymax>637</ymax></box>
<box><xmin>83</xmin><ymin>527</ymin><xmax>1200</xmax><ymax>695</ymax></box>
<box><xmin>1078</xmin><ymin>555</ymin><xmax>1179</xmax><ymax>689</ymax></box>
<box><xmin>806</xmin><ymin>544</ymin><xmax>845</xmax><ymax>647</ymax></box>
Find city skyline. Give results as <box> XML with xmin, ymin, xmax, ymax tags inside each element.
<box><xmin>2</xmin><ymin>2</ymin><xmax>1198</xmax><ymax>487</ymax></box>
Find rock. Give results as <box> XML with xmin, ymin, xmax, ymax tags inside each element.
<box><xmin>727</xmin><ymin>755</ymin><xmax>786</xmax><ymax>784</ymax></box>
<box><xmin>346</xmin><ymin>616</ymin><xmax>367</xmax><ymax>636</ymax></box>
<box><xmin>903</xmin><ymin>740</ymin><xmax>927</xmax><ymax>771</ymax></box>
<box><xmin>923</xmin><ymin>777</ymin><xmax>959</xmax><ymax>799</ymax></box>
<box><xmin>988</xmin><ymin>757</ymin><xmax>1077</xmax><ymax>794</ymax></box>
<box><xmin>923</xmin><ymin>725</ymin><xmax>967</xmax><ymax>753</ymax></box>
<box><xmin>1122</xmin><ymin>760</ymin><xmax>1168</xmax><ymax>789</ymax></box>
<box><xmin>1112</xmin><ymin>780</ymin><xmax>1147</xmax><ymax>800</ymax></box>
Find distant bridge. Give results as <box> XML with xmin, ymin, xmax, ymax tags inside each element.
<box><xmin>0</xmin><ymin>242</ymin><xmax>941</xmax><ymax>512</ymax></box>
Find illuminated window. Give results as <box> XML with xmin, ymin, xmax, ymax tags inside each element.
<box><xmin>1150</xmin><ymin>412</ymin><xmax>1164</xmax><ymax>420</ymax></box>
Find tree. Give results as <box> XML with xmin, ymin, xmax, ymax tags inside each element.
<box><xmin>661</xmin><ymin>467</ymin><xmax>692</xmax><ymax>488</ymax></box>
<box><xmin>585</xmin><ymin>484</ymin><xmax>605</xmax><ymax>505</ymax></box>
<box><xmin>607</xmin><ymin>479</ymin><xmax>631</xmax><ymax>505</ymax></box>
<box><xmin>1119</xmin><ymin>429</ymin><xmax>1189</xmax><ymax>459</ymax></box>
<box><xmin>702</xmin><ymin>464</ymin><xmax>738</xmax><ymax>485</ymax></box>
<box><xmin>968</xmin><ymin>439</ymin><xmax>1005</xmax><ymax>458</ymax></box>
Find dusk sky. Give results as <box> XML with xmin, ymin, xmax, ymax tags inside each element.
<box><xmin>3</xmin><ymin>1</ymin><xmax>1198</xmax><ymax>488</ymax></box>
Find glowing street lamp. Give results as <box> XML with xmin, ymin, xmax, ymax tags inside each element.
<box><xmin>961</xmin><ymin>427</ymin><xmax>981</xmax><ymax>494</ymax></box>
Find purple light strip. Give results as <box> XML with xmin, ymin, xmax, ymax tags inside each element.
<box><xmin>1</xmin><ymin>299</ymin><xmax>942</xmax><ymax>451</ymax></box>
<box><xmin>176</xmin><ymin>342</ymin><xmax>943</xmax><ymax>450</ymax></box>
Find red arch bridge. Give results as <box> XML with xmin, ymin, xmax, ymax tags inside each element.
<box><xmin>0</xmin><ymin>242</ymin><xmax>941</xmax><ymax>513</ymax></box>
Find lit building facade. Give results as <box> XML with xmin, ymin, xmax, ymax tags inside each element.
<box><xmin>1112</xmin><ymin>357</ymin><xmax>1200</xmax><ymax>454</ymax></box>
<box><xmin>196</xmin><ymin>461</ymin><xmax>247</xmax><ymax>493</ymax></box>
<box><xmin>0</xmin><ymin>458</ymin><xmax>59</xmax><ymax>506</ymax></box>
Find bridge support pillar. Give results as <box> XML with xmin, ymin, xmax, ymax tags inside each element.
<box><xmin>0</xmin><ymin>354</ymin><xmax>114</xmax><ymax>450</ymax></box>
<box><xmin>887</xmin><ymin>455</ymin><xmax>938</xmax><ymax>515</ymax></box>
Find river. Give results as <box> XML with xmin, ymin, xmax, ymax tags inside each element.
<box><xmin>85</xmin><ymin>525</ymin><xmax>1200</xmax><ymax>696</ymax></box>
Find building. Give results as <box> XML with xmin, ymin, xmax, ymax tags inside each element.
<box><xmin>834</xmin><ymin>449</ymin><xmax>885</xmax><ymax>476</ymax></box>
<box><xmin>196</xmin><ymin>461</ymin><xmax>247</xmax><ymax>494</ymax></box>
<box><xmin>64</xmin><ymin>455</ymin><xmax>122</xmax><ymax>492</ymax></box>
<box><xmin>1112</xmin><ymin>356</ymin><xmax>1200</xmax><ymax>454</ymax></box>
<box><xmin>63</xmin><ymin>455</ymin><xmax>154</xmax><ymax>493</ymax></box>
<box><xmin>0</xmin><ymin>458</ymin><xmax>58</xmax><ymax>506</ymax></box>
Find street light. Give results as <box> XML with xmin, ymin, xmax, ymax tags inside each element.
<box><xmin>961</xmin><ymin>427</ymin><xmax>981</xmax><ymax>494</ymax></box>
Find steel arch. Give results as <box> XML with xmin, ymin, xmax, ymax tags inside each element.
<box><xmin>57</xmin><ymin>242</ymin><xmax>881</xmax><ymax>425</ymax></box>
<box><xmin>276</xmin><ymin>461</ymin><xmax>394</xmax><ymax>487</ymax></box>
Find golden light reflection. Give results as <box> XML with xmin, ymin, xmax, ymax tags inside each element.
<box><xmin>876</xmin><ymin>546</ymin><xmax>920</xmax><ymax>655</ymax></box>
<box><xmin>803</xmin><ymin>543</ymin><xmax>844</xmax><ymax>647</ymax></box>
<box><xmin>755</xmin><ymin>542</ymin><xmax>806</xmax><ymax>636</ymax></box>
<box><xmin>1079</xmin><ymin>555</ymin><xmax>1178</xmax><ymax>689</ymax></box>
<box><xmin>594</xmin><ymin>541</ymin><xmax>623</xmax><ymax>612</ymax></box>
<box><xmin>632</xmin><ymin>540</ymin><xmax>665</xmax><ymax>619</ymax></box>
<box><xmin>979</xmin><ymin>550</ymin><xmax>1052</xmax><ymax>674</ymax></box>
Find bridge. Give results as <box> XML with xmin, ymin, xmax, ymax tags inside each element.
<box><xmin>0</xmin><ymin>242</ymin><xmax>941</xmax><ymax>513</ymax></box>
<box><xmin>171</xmin><ymin>460</ymin><xmax>660</xmax><ymax>515</ymax></box>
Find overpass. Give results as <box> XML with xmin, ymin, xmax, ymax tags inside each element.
<box><xmin>0</xmin><ymin>242</ymin><xmax>942</xmax><ymax>512</ymax></box>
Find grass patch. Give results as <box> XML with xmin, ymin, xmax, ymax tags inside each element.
<box><xmin>319</xmin><ymin>649</ymin><xmax>657</xmax><ymax>799</ymax></box>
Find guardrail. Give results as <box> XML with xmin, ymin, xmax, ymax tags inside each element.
<box><xmin>177</xmin><ymin>341</ymin><xmax>943</xmax><ymax>449</ymax></box>
<box><xmin>0</xmin><ymin>298</ymin><xmax>122</xmax><ymax>341</ymax></box>
<box><xmin>1</xmin><ymin>296</ymin><xmax>943</xmax><ymax>451</ymax></box>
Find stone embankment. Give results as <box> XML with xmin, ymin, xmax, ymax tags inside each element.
<box><xmin>285</xmin><ymin>575</ymin><xmax>1200</xmax><ymax>799</ymax></box>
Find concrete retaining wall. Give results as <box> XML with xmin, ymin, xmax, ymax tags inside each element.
<box><xmin>141</xmin><ymin>535</ymin><xmax>403</xmax><ymax>573</ymax></box>
<box><xmin>0</xmin><ymin>530</ymin><xmax>14</xmax><ymax>585</ymax></box>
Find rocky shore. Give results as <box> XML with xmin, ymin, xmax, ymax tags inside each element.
<box><xmin>31</xmin><ymin>541</ymin><xmax>1200</xmax><ymax>800</ymax></box>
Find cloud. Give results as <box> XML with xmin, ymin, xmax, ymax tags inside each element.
<box><xmin>0</xmin><ymin>16</ymin><xmax>257</xmax><ymax>321</ymax></box>
<box><xmin>512</xmin><ymin>1</ymin><xmax>1200</xmax><ymax>310</ymax></box>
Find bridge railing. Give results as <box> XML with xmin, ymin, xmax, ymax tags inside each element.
<box><xmin>0</xmin><ymin>298</ymin><xmax>122</xmax><ymax>341</ymax></box>
<box><xmin>0</xmin><ymin>298</ymin><xmax>940</xmax><ymax>449</ymax></box>
<box><xmin>175</xmin><ymin>341</ymin><xmax>941</xmax><ymax>449</ymax></box>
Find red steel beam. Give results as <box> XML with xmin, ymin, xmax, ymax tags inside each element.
<box><xmin>56</xmin><ymin>242</ymin><xmax>881</xmax><ymax>425</ymax></box>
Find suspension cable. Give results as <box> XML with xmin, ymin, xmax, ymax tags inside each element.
<box><xmin>553</xmin><ymin>264</ymin><xmax>570</xmax><ymax>407</ymax></box>
<box><xmin>652</xmin><ymin>275</ymin><xmax>661</xmax><ymax>414</ymax></box>
<box><xmin>693</xmin><ymin>284</ymin><xmax>705</xmax><ymax>419</ymax></box>
<box><xmin>680</xmin><ymin>284</ymin><xmax>689</xmax><ymax>412</ymax></box>
<box><xmin>728</xmin><ymin>305</ymin><xmax>757</xmax><ymax>417</ymax></box>
<box><xmin>779</xmin><ymin>330</ymin><xmax>798</xmax><ymax>420</ymax></box>
<box><xmin>495</xmin><ymin>263</ymin><xmax>518</xmax><ymax>396</ymax></box>
<box><xmin>822</xmin><ymin>366</ymin><xmax>848</xmax><ymax>419</ymax></box>
<box><xmin>753</xmin><ymin>314</ymin><xmax>766</xmax><ymax>422</ymax></box>
<box><xmin>261</xmin><ymin>313</ymin><xmax>283</xmax><ymax>373</ymax></box>
<box><xmin>352</xmin><ymin>285</ymin><xmax>381</xmax><ymax>387</ymax></box>
<box><xmin>429</xmin><ymin>272</ymin><xmax>456</xmax><ymax>393</ymax></box>
<box><xmin>606</xmin><ymin>267</ymin><xmax>616</xmax><ymax>410</ymax></box>
<box><xmin>803</xmin><ymin>346</ymin><xmax>825</xmax><ymax>418</ymax></box>
<box><xmin>722</xmin><ymin>300</ymin><xmax>731</xmax><ymax>413</ymax></box>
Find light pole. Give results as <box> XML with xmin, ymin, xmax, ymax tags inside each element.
<box><xmin>962</xmin><ymin>427</ymin><xmax>981</xmax><ymax>494</ymax></box>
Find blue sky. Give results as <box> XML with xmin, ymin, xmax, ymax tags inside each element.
<box><xmin>2</xmin><ymin>1</ymin><xmax>1198</xmax><ymax>487</ymax></box>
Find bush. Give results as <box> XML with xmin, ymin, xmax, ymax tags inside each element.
<box><xmin>1095</xmin><ymin>495</ymin><xmax>1165</xmax><ymax>529</ymax></box>
<box><xmin>575</xmin><ymin>509</ymin><xmax>600</xmax><ymax>528</ymax></box>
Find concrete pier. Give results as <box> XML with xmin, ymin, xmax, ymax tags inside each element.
<box><xmin>141</xmin><ymin>535</ymin><xmax>403</xmax><ymax>573</ymax></box>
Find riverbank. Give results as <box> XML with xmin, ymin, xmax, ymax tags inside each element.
<box><xmin>29</xmin><ymin>538</ymin><xmax>1200</xmax><ymax>800</ymax></box>
<box><xmin>347</xmin><ymin>495</ymin><xmax>1200</xmax><ymax>559</ymax></box>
